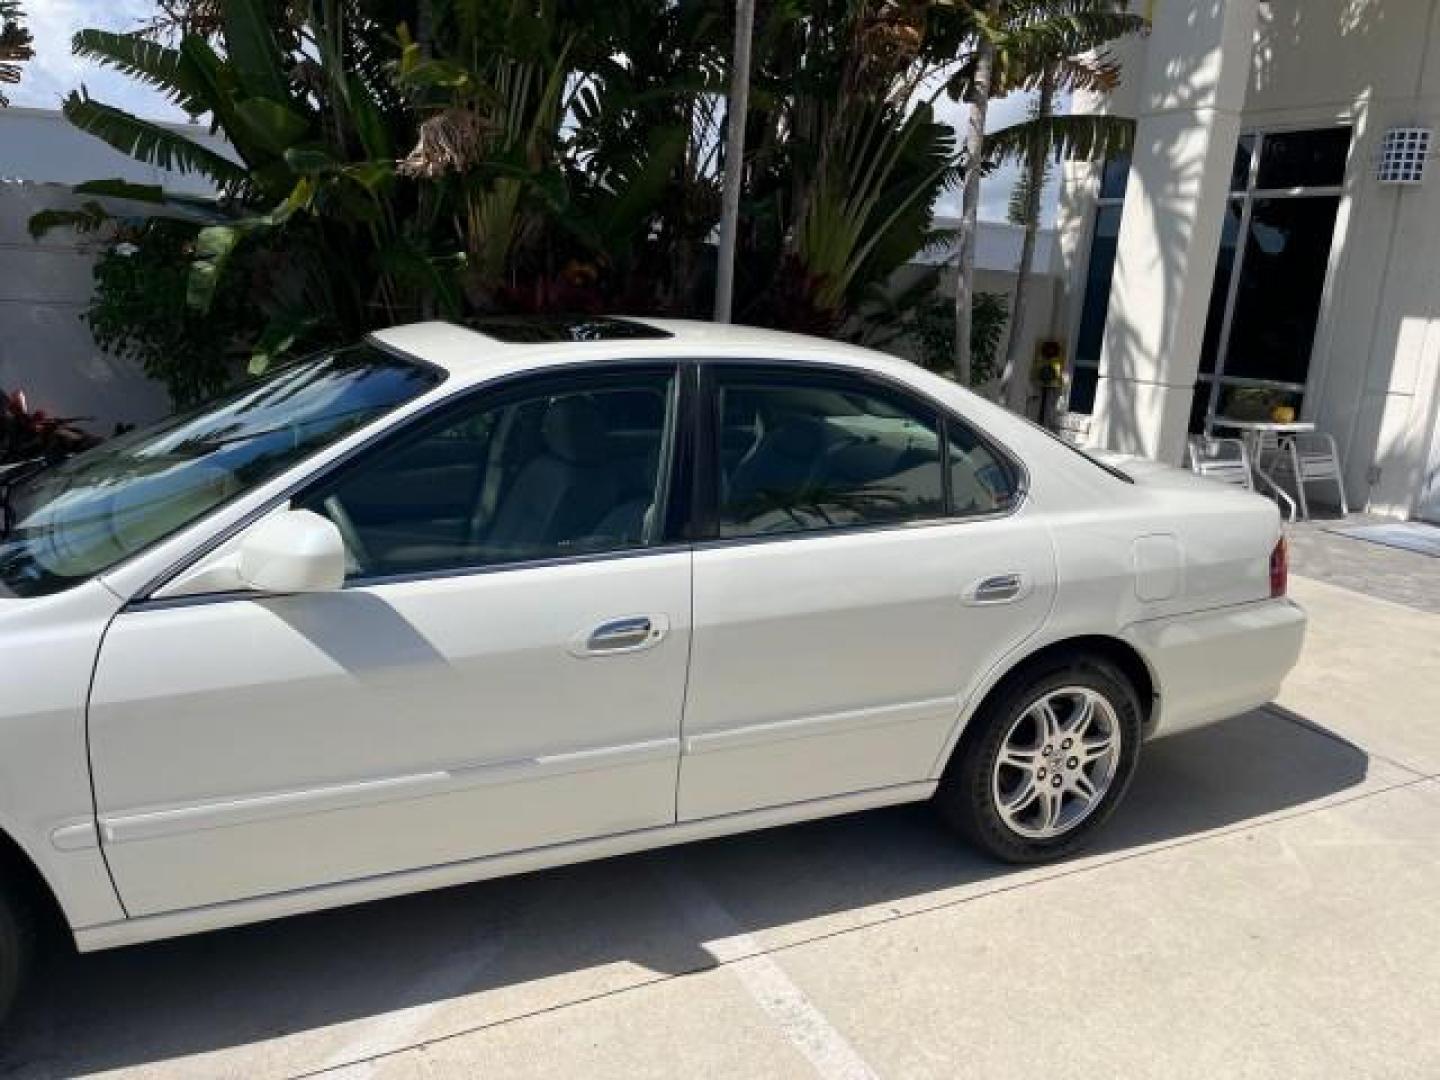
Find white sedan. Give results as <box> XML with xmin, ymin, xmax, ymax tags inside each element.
<box><xmin>0</xmin><ymin>318</ymin><xmax>1304</xmax><ymax>1019</ymax></box>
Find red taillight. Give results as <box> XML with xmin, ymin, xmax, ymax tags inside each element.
<box><xmin>1270</xmin><ymin>536</ymin><xmax>1289</xmax><ymax>598</ymax></box>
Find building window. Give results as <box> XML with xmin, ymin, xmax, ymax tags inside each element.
<box><xmin>1067</xmin><ymin>154</ymin><xmax>1130</xmax><ymax>415</ymax></box>
<box><xmin>1190</xmin><ymin>126</ymin><xmax>1349</xmax><ymax>432</ymax></box>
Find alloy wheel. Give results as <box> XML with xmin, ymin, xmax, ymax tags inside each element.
<box><xmin>990</xmin><ymin>686</ymin><xmax>1122</xmax><ymax>839</ymax></box>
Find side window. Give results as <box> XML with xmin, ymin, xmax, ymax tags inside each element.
<box><xmin>301</xmin><ymin>370</ymin><xmax>677</xmax><ymax>578</ymax></box>
<box><xmin>715</xmin><ymin>374</ymin><xmax>945</xmax><ymax>538</ymax></box>
<box><xmin>948</xmin><ymin>417</ymin><xmax>1019</xmax><ymax>514</ymax></box>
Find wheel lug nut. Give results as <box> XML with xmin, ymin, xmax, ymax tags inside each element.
<box><xmin>1062</xmin><ymin>739</ymin><xmax>1073</xmax><ymax>750</ymax></box>
<box><xmin>1051</xmin><ymin>776</ymin><xmax>1062</xmax><ymax>788</ymax></box>
<box><xmin>1044</xmin><ymin>745</ymin><xmax>1053</xmax><ymax>755</ymax></box>
<box><xmin>1067</xmin><ymin>757</ymin><xmax>1078</xmax><ymax>769</ymax></box>
<box><xmin>1038</xmin><ymin>768</ymin><xmax>1047</xmax><ymax>779</ymax></box>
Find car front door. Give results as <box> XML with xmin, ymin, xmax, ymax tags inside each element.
<box><xmin>88</xmin><ymin>365</ymin><xmax>692</xmax><ymax>917</ymax></box>
<box><xmin>677</xmin><ymin>363</ymin><xmax>1056</xmax><ymax>820</ymax></box>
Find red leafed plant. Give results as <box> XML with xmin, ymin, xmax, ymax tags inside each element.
<box><xmin>1</xmin><ymin>390</ymin><xmax>99</xmax><ymax>465</ymax></box>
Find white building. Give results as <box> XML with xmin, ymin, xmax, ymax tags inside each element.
<box><xmin>1057</xmin><ymin>0</ymin><xmax>1440</xmax><ymax>522</ymax></box>
<box><xmin>0</xmin><ymin>106</ymin><xmax>233</xmax><ymax>431</ymax></box>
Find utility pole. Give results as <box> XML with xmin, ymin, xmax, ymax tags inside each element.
<box><xmin>713</xmin><ymin>0</ymin><xmax>755</xmax><ymax>323</ymax></box>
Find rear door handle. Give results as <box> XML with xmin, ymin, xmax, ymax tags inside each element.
<box><xmin>965</xmin><ymin>573</ymin><xmax>1027</xmax><ymax>605</ymax></box>
<box><xmin>570</xmin><ymin>615</ymin><xmax>669</xmax><ymax>657</ymax></box>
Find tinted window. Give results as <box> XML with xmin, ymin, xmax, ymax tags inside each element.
<box><xmin>1075</xmin><ymin>203</ymin><xmax>1123</xmax><ymax>371</ymax></box>
<box><xmin>713</xmin><ymin>373</ymin><xmax>1012</xmax><ymax>538</ymax></box>
<box><xmin>1255</xmin><ymin>127</ymin><xmax>1350</xmax><ymax>189</ymax></box>
<box><xmin>1222</xmin><ymin>195</ymin><xmax>1342</xmax><ymax>384</ymax></box>
<box><xmin>1098</xmin><ymin>153</ymin><xmax>1131</xmax><ymax>200</ymax></box>
<box><xmin>716</xmin><ymin>377</ymin><xmax>944</xmax><ymax>537</ymax></box>
<box><xmin>0</xmin><ymin>346</ymin><xmax>439</xmax><ymax>598</ymax></box>
<box><xmin>468</xmin><ymin>316</ymin><xmax>672</xmax><ymax>344</ymax></box>
<box><xmin>1198</xmin><ymin>198</ymin><xmax>1243</xmax><ymax>374</ymax></box>
<box><xmin>1231</xmin><ymin>133</ymin><xmax>1256</xmax><ymax>191</ymax></box>
<box><xmin>301</xmin><ymin>371</ymin><xmax>676</xmax><ymax>578</ymax></box>
<box><xmin>948</xmin><ymin>419</ymin><xmax>1020</xmax><ymax>513</ymax></box>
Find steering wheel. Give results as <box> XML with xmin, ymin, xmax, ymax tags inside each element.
<box><xmin>323</xmin><ymin>495</ymin><xmax>373</xmax><ymax>576</ymax></box>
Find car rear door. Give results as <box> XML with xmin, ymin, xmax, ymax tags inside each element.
<box><xmin>88</xmin><ymin>364</ymin><xmax>693</xmax><ymax>917</ymax></box>
<box><xmin>677</xmin><ymin>362</ymin><xmax>1056</xmax><ymax>820</ymax></box>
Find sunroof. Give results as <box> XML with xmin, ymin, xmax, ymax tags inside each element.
<box><xmin>467</xmin><ymin>316</ymin><xmax>672</xmax><ymax>344</ymax></box>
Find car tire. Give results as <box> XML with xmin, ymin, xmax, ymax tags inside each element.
<box><xmin>936</xmin><ymin>655</ymin><xmax>1142</xmax><ymax>864</ymax></box>
<box><xmin>0</xmin><ymin>880</ymin><xmax>34</xmax><ymax>1029</ymax></box>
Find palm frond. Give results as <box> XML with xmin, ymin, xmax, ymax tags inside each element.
<box><xmin>1</xmin><ymin>0</ymin><xmax>33</xmax><ymax>105</ymax></box>
<box><xmin>63</xmin><ymin>91</ymin><xmax>250</xmax><ymax>193</ymax></box>
<box><xmin>985</xmin><ymin>112</ymin><xmax>1134</xmax><ymax>164</ymax></box>
<box><xmin>992</xmin><ymin>6</ymin><xmax>1148</xmax><ymax>95</ymax></box>
<box><xmin>221</xmin><ymin>0</ymin><xmax>291</xmax><ymax>104</ymax></box>
<box><xmin>70</xmin><ymin>29</ymin><xmax>206</xmax><ymax>115</ymax></box>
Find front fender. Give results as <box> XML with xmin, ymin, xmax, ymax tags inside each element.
<box><xmin>0</xmin><ymin>581</ymin><xmax>127</xmax><ymax>932</ymax></box>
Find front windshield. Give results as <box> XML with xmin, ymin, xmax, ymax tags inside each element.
<box><xmin>0</xmin><ymin>344</ymin><xmax>442</xmax><ymax>598</ymax></box>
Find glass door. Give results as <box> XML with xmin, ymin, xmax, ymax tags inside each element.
<box><xmin>1193</xmin><ymin>127</ymin><xmax>1351</xmax><ymax>432</ymax></box>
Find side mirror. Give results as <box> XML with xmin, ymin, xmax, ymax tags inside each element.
<box><xmin>236</xmin><ymin>509</ymin><xmax>346</xmax><ymax>594</ymax></box>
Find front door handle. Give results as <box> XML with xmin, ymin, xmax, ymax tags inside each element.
<box><xmin>964</xmin><ymin>573</ymin><xmax>1027</xmax><ymax>605</ymax></box>
<box><xmin>570</xmin><ymin>615</ymin><xmax>669</xmax><ymax>657</ymax></box>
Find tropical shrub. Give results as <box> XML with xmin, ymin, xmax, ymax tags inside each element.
<box><xmin>36</xmin><ymin>0</ymin><xmax>1058</xmax><ymax>406</ymax></box>
<box><xmin>85</xmin><ymin>219</ymin><xmax>264</xmax><ymax>406</ymax></box>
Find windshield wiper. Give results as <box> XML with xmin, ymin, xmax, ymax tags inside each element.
<box><xmin>0</xmin><ymin>457</ymin><xmax>48</xmax><ymax>537</ymax></box>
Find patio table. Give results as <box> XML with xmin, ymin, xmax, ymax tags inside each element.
<box><xmin>1210</xmin><ymin>418</ymin><xmax>1316</xmax><ymax>519</ymax></box>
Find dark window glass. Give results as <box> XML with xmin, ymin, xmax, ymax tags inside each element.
<box><xmin>0</xmin><ymin>347</ymin><xmax>440</xmax><ymax>598</ymax></box>
<box><xmin>468</xmin><ymin>316</ymin><xmax>672</xmax><ymax>344</ymax></box>
<box><xmin>947</xmin><ymin>419</ymin><xmax>1019</xmax><ymax>515</ymax></box>
<box><xmin>1255</xmin><ymin>128</ymin><xmax>1350</xmax><ymax>189</ymax></box>
<box><xmin>1231</xmin><ymin>134</ymin><xmax>1256</xmax><ymax>191</ymax></box>
<box><xmin>1188</xmin><ymin>381</ymin><xmax>1212</xmax><ymax>435</ymax></box>
<box><xmin>302</xmin><ymin>372</ymin><xmax>676</xmax><ymax>578</ymax></box>
<box><xmin>1074</xmin><ymin>205</ymin><xmax>1123</xmax><ymax>371</ymax></box>
<box><xmin>1098</xmin><ymin>153</ymin><xmax>1131</xmax><ymax>200</ymax></box>
<box><xmin>1068</xmin><ymin>365</ymin><xmax>1100</xmax><ymax>415</ymax></box>
<box><xmin>1198</xmin><ymin>198</ymin><xmax>1244</xmax><ymax>375</ymax></box>
<box><xmin>715</xmin><ymin>376</ymin><xmax>946</xmax><ymax>537</ymax></box>
<box><xmin>1221</xmin><ymin>195</ymin><xmax>1342</xmax><ymax>385</ymax></box>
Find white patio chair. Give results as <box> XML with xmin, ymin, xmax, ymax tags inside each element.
<box><xmin>1186</xmin><ymin>435</ymin><xmax>1253</xmax><ymax>491</ymax></box>
<box><xmin>1271</xmin><ymin>431</ymin><xmax>1349</xmax><ymax>519</ymax></box>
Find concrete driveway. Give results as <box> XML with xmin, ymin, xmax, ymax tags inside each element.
<box><xmin>4</xmin><ymin>573</ymin><xmax>1438</xmax><ymax>1079</ymax></box>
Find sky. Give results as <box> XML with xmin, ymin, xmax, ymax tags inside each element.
<box><xmin>9</xmin><ymin>1</ymin><xmax>1057</xmax><ymax>227</ymax></box>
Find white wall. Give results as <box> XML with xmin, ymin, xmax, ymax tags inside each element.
<box><xmin>0</xmin><ymin>182</ymin><xmax>171</xmax><ymax>432</ymax></box>
<box><xmin>0</xmin><ymin>108</ymin><xmax>230</xmax><ymax>431</ymax></box>
<box><xmin>1058</xmin><ymin>0</ymin><xmax>1440</xmax><ymax>520</ymax></box>
<box><xmin>0</xmin><ymin>106</ymin><xmax>232</xmax><ymax>191</ymax></box>
<box><xmin>1245</xmin><ymin>0</ymin><xmax>1440</xmax><ymax>520</ymax></box>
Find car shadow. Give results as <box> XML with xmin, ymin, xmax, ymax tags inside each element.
<box><xmin>0</xmin><ymin>706</ymin><xmax>1371</xmax><ymax>1078</ymax></box>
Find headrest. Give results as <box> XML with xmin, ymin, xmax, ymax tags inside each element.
<box><xmin>542</xmin><ymin>395</ymin><xmax>611</xmax><ymax>464</ymax></box>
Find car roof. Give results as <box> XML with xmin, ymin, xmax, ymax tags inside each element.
<box><xmin>367</xmin><ymin>317</ymin><xmax>911</xmax><ymax>384</ymax></box>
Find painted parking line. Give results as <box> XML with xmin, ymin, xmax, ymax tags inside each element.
<box><xmin>659</xmin><ymin>862</ymin><xmax>879</xmax><ymax>1080</ymax></box>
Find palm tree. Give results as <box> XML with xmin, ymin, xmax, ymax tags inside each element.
<box><xmin>985</xmin><ymin>1</ymin><xmax>1146</xmax><ymax>412</ymax></box>
<box><xmin>948</xmin><ymin>0</ymin><xmax>1145</xmax><ymax>393</ymax></box>
<box><xmin>713</xmin><ymin>0</ymin><xmax>755</xmax><ymax>322</ymax></box>
<box><xmin>43</xmin><ymin>0</ymin><xmax>451</xmax><ymax>369</ymax></box>
<box><xmin>0</xmin><ymin>0</ymin><xmax>33</xmax><ymax>106</ymax></box>
<box><xmin>951</xmin><ymin>0</ymin><xmax>1000</xmax><ymax>387</ymax></box>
